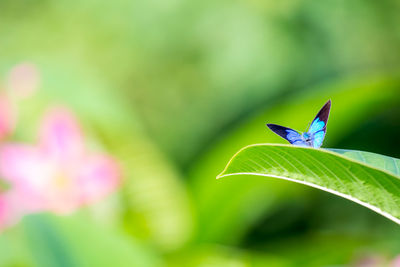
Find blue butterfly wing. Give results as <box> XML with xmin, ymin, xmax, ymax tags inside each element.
<box><xmin>308</xmin><ymin>100</ymin><xmax>331</xmax><ymax>148</ymax></box>
<box><xmin>266</xmin><ymin>124</ymin><xmax>307</xmax><ymax>146</ymax></box>
<box><xmin>312</xmin><ymin>131</ymin><xmax>325</xmax><ymax>148</ymax></box>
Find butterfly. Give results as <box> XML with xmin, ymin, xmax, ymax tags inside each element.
<box><xmin>266</xmin><ymin>100</ymin><xmax>331</xmax><ymax>148</ymax></box>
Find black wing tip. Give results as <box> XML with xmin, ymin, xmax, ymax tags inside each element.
<box><xmin>314</xmin><ymin>99</ymin><xmax>331</xmax><ymax>122</ymax></box>
<box><xmin>266</xmin><ymin>123</ymin><xmax>280</xmax><ymax>130</ymax></box>
<box><xmin>323</xmin><ymin>99</ymin><xmax>332</xmax><ymax>112</ymax></box>
<box><xmin>319</xmin><ymin>99</ymin><xmax>331</xmax><ymax>111</ymax></box>
<box><xmin>325</xmin><ymin>99</ymin><xmax>332</xmax><ymax>108</ymax></box>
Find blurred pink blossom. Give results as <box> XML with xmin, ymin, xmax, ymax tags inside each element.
<box><xmin>392</xmin><ymin>256</ymin><xmax>400</xmax><ymax>267</ymax></box>
<box><xmin>0</xmin><ymin>193</ymin><xmax>23</xmax><ymax>230</ymax></box>
<box><xmin>6</xmin><ymin>62</ymin><xmax>40</xmax><ymax>99</ymax></box>
<box><xmin>0</xmin><ymin>95</ymin><xmax>16</xmax><ymax>140</ymax></box>
<box><xmin>0</xmin><ymin>62</ymin><xmax>38</xmax><ymax>140</ymax></box>
<box><xmin>0</xmin><ymin>195</ymin><xmax>7</xmax><ymax>229</ymax></box>
<box><xmin>0</xmin><ymin>108</ymin><xmax>120</xmax><ymax>215</ymax></box>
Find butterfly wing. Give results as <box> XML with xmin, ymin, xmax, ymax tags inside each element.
<box><xmin>308</xmin><ymin>100</ymin><xmax>331</xmax><ymax>148</ymax></box>
<box><xmin>266</xmin><ymin>124</ymin><xmax>307</xmax><ymax>146</ymax></box>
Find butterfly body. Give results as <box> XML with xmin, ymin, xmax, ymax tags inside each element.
<box><xmin>266</xmin><ymin>100</ymin><xmax>331</xmax><ymax>148</ymax></box>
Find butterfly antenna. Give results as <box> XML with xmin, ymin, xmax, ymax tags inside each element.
<box><xmin>305</xmin><ymin>122</ymin><xmax>310</xmax><ymax>132</ymax></box>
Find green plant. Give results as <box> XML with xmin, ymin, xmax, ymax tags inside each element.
<box><xmin>218</xmin><ymin>144</ymin><xmax>400</xmax><ymax>224</ymax></box>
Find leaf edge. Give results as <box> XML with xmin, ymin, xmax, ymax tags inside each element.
<box><xmin>216</xmin><ymin>143</ymin><xmax>400</xmax><ymax>225</ymax></box>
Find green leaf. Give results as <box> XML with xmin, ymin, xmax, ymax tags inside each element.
<box><xmin>328</xmin><ymin>149</ymin><xmax>400</xmax><ymax>176</ymax></box>
<box><xmin>189</xmin><ymin>75</ymin><xmax>400</xmax><ymax>243</ymax></box>
<box><xmin>217</xmin><ymin>144</ymin><xmax>400</xmax><ymax>224</ymax></box>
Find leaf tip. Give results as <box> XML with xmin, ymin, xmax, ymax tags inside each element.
<box><xmin>216</xmin><ymin>172</ymin><xmax>224</xmax><ymax>179</ymax></box>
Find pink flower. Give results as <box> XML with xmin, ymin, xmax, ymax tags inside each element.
<box><xmin>0</xmin><ymin>107</ymin><xmax>120</xmax><ymax>215</ymax></box>
<box><xmin>0</xmin><ymin>94</ymin><xmax>16</xmax><ymax>140</ymax></box>
<box><xmin>6</xmin><ymin>62</ymin><xmax>40</xmax><ymax>99</ymax></box>
<box><xmin>392</xmin><ymin>256</ymin><xmax>400</xmax><ymax>267</ymax></box>
<box><xmin>0</xmin><ymin>63</ymin><xmax>37</xmax><ymax>141</ymax></box>
<box><xmin>0</xmin><ymin>195</ymin><xmax>8</xmax><ymax>229</ymax></box>
<box><xmin>0</xmin><ymin>192</ymin><xmax>23</xmax><ymax>230</ymax></box>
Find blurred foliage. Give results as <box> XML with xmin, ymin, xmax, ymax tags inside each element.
<box><xmin>0</xmin><ymin>0</ymin><xmax>400</xmax><ymax>266</ymax></box>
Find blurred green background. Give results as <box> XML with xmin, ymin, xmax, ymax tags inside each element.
<box><xmin>1</xmin><ymin>0</ymin><xmax>400</xmax><ymax>266</ymax></box>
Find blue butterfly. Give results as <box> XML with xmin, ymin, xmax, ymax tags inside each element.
<box><xmin>266</xmin><ymin>100</ymin><xmax>331</xmax><ymax>148</ymax></box>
